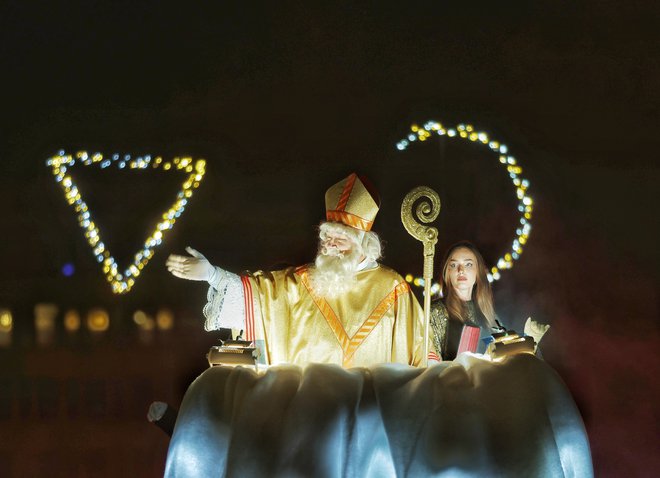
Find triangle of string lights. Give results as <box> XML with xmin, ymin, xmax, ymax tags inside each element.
<box><xmin>395</xmin><ymin>121</ymin><xmax>533</xmax><ymax>292</ymax></box>
<box><xmin>46</xmin><ymin>151</ymin><xmax>206</xmax><ymax>294</ymax></box>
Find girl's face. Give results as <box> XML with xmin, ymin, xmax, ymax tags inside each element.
<box><xmin>445</xmin><ymin>247</ymin><xmax>478</xmax><ymax>298</ymax></box>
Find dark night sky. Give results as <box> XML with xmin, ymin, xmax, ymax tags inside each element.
<box><xmin>1</xmin><ymin>1</ymin><xmax>659</xmax><ymax>475</ymax></box>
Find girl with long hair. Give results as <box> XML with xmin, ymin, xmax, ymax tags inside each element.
<box><xmin>430</xmin><ymin>241</ymin><xmax>499</xmax><ymax>360</ymax></box>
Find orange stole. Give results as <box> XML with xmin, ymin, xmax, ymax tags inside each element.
<box><xmin>298</xmin><ymin>267</ymin><xmax>410</xmax><ymax>367</ymax></box>
<box><xmin>241</xmin><ymin>276</ymin><xmax>255</xmax><ymax>341</ymax></box>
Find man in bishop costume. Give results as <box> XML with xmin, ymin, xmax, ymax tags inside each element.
<box><xmin>167</xmin><ymin>173</ymin><xmax>431</xmax><ymax>367</ymax></box>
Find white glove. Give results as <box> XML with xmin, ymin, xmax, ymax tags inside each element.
<box><xmin>166</xmin><ymin>247</ymin><xmax>215</xmax><ymax>282</ymax></box>
<box><xmin>524</xmin><ymin>317</ymin><xmax>550</xmax><ymax>348</ymax></box>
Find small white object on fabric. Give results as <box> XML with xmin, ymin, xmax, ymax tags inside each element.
<box><xmin>203</xmin><ymin>266</ymin><xmax>245</xmax><ymax>331</ymax></box>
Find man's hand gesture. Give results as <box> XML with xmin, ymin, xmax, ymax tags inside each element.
<box><xmin>166</xmin><ymin>247</ymin><xmax>215</xmax><ymax>281</ymax></box>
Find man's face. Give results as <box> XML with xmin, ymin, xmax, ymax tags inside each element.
<box><xmin>321</xmin><ymin>231</ymin><xmax>353</xmax><ymax>256</ymax></box>
<box><xmin>311</xmin><ymin>229</ymin><xmax>361</xmax><ymax>298</ymax></box>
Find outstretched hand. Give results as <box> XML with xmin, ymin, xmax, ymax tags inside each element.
<box><xmin>166</xmin><ymin>247</ymin><xmax>215</xmax><ymax>281</ymax></box>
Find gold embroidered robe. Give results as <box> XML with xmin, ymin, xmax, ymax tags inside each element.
<box><xmin>240</xmin><ymin>264</ymin><xmax>427</xmax><ymax>367</ymax></box>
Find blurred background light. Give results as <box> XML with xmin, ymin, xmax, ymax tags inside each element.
<box><xmin>61</xmin><ymin>262</ymin><xmax>75</xmax><ymax>277</ymax></box>
<box><xmin>87</xmin><ymin>308</ymin><xmax>110</xmax><ymax>332</ymax></box>
<box><xmin>64</xmin><ymin>309</ymin><xmax>81</xmax><ymax>332</ymax></box>
<box><xmin>156</xmin><ymin>308</ymin><xmax>174</xmax><ymax>331</ymax></box>
<box><xmin>35</xmin><ymin>303</ymin><xmax>58</xmax><ymax>346</ymax></box>
<box><xmin>0</xmin><ymin>308</ymin><xmax>12</xmax><ymax>347</ymax></box>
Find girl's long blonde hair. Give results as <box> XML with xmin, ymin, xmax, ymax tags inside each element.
<box><xmin>439</xmin><ymin>241</ymin><xmax>497</xmax><ymax>328</ymax></box>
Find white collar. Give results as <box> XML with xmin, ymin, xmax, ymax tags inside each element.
<box><xmin>356</xmin><ymin>258</ymin><xmax>378</xmax><ymax>272</ymax></box>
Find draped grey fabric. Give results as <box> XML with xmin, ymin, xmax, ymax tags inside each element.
<box><xmin>165</xmin><ymin>354</ymin><xmax>592</xmax><ymax>477</ymax></box>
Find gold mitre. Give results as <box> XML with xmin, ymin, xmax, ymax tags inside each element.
<box><xmin>325</xmin><ymin>173</ymin><xmax>380</xmax><ymax>231</ymax></box>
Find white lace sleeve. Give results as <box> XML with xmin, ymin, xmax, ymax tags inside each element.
<box><xmin>202</xmin><ymin>266</ymin><xmax>246</xmax><ymax>331</ymax></box>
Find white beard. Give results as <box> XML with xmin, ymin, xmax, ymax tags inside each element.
<box><xmin>308</xmin><ymin>246</ymin><xmax>362</xmax><ymax>299</ymax></box>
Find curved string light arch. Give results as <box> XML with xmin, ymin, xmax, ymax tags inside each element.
<box><xmin>395</xmin><ymin>121</ymin><xmax>534</xmax><ymax>292</ymax></box>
